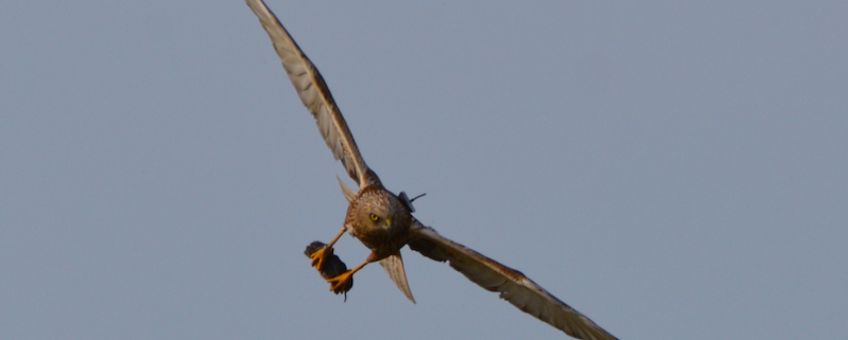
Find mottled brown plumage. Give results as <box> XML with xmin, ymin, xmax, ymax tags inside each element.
<box><xmin>345</xmin><ymin>185</ymin><xmax>413</xmax><ymax>258</ymax></box>
<box><xmin>245</xmin><ymin>0</ymin><xmax>619</xmax><ymax>338</ymax></box>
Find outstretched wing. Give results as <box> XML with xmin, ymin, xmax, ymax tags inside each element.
<box><xmin>408</xmin><ymin>220</ymin><xmax>619</xmax><ymax>340</ymax></box>
<box><xmin>245</xmin><ymin>0</ymin><xmax>378</xmax><ymax>188</ymax></box>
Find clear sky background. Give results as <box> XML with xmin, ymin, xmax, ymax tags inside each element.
<box><xmin>2</xmin><ymin>1</ymin><xmax>846</xmax><ymax>339</ymax></box>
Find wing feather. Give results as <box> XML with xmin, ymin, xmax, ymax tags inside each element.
<box><xmin>245</xmin><ymin>0</ymin><xmax>377</xmax><ymax>188</ymax></box>
<box><xmin>408</xmin><ymin>219</ymin><xmax>618</xmax><ymax>340</ymax></box>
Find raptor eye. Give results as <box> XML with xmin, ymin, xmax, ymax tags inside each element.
<box><xmin>369</xmin><ymin>213</ymin><xmax>379</xmax><ymax>221</ymax></box>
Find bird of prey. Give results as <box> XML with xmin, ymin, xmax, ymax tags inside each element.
<box><xmin>245</xmin><ymin>1</ymin><xmax>619</xmax><ymax>339</ymax></box>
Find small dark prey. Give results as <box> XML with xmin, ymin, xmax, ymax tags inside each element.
<box><xmin>304</xmin><ymin>241</ymin><xmax>352</xmax><ymax>300</ymax></box>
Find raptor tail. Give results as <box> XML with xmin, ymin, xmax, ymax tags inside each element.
<box><xmin>379</xmin><ymin>253</ymin><xmax>415</xmax><ymax>303</ymax></box>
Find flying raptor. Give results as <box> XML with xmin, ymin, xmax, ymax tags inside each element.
<box><xmin>245</xmin><ymin>1</ymin><xmax>619</xmax><ymax>339</ymax></box>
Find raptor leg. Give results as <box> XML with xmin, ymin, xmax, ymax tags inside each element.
<box><xmin>309</xmin><ymin>227</ymin><xmax>346</xmax><ymax>270</ymax></box>
<box><xmin>327</xmin><ymin>253</ymin><xmax>377</xmax><ymax>292</ymax></box>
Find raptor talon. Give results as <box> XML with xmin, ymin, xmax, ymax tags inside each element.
<box><xmin>327</xmin><ymin>270</ymin><xmax>355</xmax><ymax>292</ymax></box>
<box><xmin>309</xmin><ymin>246</ymin><xmax>332</xmax><ymax>271</ymax></box>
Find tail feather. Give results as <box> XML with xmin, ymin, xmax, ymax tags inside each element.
<box><xmin>379</xmin><ymin>253</ymin><xmax>415</xmax><ymax>303</ymax></box>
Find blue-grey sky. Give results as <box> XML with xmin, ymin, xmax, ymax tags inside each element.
<box><xmin>2</xmin><ymin>1</ymin><xmax>846</xmax><ymax>339</ymax></box>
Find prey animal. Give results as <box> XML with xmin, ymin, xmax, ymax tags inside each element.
<box><xmin>304</xmin><ymin>241</ymin><xmax>353</xmax><ymax>300</ymax></box>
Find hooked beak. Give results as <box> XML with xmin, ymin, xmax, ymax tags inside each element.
<box><xmin>384</xmin><ymin>217</ymin><xmax>392</xmax><ymax>228</ymax></box>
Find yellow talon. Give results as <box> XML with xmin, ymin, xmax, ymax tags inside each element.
<box><xmin>327</xmin><ymin>270</ymin><xmax>355</xmax><ymax>292</ymax></box>
<box><xmin>309</xmin><ymin>246</ymin><xmax>332</xmax><ymax>270</ymax></box>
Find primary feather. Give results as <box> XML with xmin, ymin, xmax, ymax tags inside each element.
<box><xmin>409</xmin><ymin>220</ymin><xmax>619</xmax><ymax>340</ymax></box>
<box><xmin>245</xmin><ymin>0</ymin><xmax>375</xmax><ymax>188</ymax></box>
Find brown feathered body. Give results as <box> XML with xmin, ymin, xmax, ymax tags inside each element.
<box><xmin>345</xmin><ymin>184</ymin><xmax>413</xmax><ymax>260</ymax></box>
